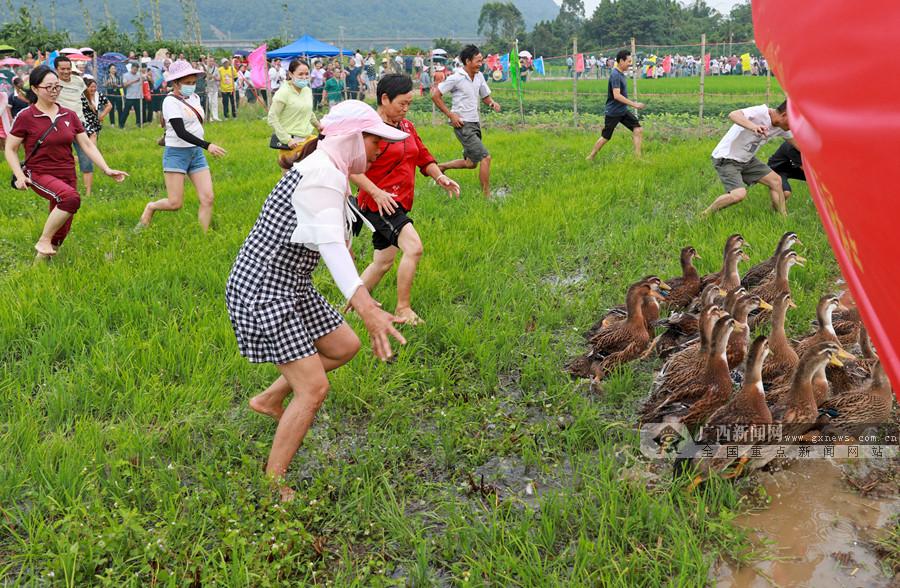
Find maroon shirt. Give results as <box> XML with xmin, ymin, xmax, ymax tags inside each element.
<box><xmin>10</xmin><ymin>105</ymin><xmax>85</xmax><ymax>182</ymax></box>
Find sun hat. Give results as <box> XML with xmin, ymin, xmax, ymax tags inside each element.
<box><xmin>164</xmin><ymin>59</ymin><xmax>203</xmax><ymax>82</ymax></box>
<box><xmin>79</xmin><ymin>47</ymin><xmax>95</xmax><ymax>54</ymax></box>
<box><xmin>220</xmin><ymin>58</ymin><xmax>229</xmax><ymax>64</ymax></box>
<box><xmin>320</xmin><ymin>100</ymin><xmax>408</xmax><ymax>142</ymax></box>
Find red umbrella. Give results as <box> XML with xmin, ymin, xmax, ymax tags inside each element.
<box><xmin>0</xmin><ymin>57</ymin><xmax>26</xmax><ymax>67</ymax></box>
<box><xmin>66</xmin><ymin>53</ymin><xmax>92</xmax><ymax>61</ymax></box>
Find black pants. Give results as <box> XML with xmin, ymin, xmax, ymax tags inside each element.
<box><xmin>105</xmin><ymin>93</ymin><xmax>122</xmax><ymax>126</ymax></box>
<box><xmin>767</xmin><ymin>142</ymin><xmax>805</xmax><ymax>193</ymax></box>
<box><xmin>222</xmin><ymin>91</ymin><xmax>236</xmax><ymax>118</ymax></box>
<box><xmin>769</xmin><ymin>161</ymin><xmax>806</xmax><ymax>193</ymax></box>
<box><xmin>199</xmin><ymin>93</ymin><xmax>207</xmax><ymax>112</ymax></box>
<box><xmin>312</xmin><ymin>87</ymin><xmax>323</xmax><ymax>110</ymax></box>
<box><xmin>120</xmin><ymin>98</ymin><xmax>142</xmax><ymax>128</ymax></box>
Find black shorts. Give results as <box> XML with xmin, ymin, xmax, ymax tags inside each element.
<box><xmin>357</xmin><ymin>203</ymin><xmax>414</xmax><ymax>250</ymax></box>
<box><xmin>601</xmin><ymin>112</ymin><xmax>641</xmax><ymax>140</ymax></box>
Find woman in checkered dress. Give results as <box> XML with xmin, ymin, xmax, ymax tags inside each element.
<box><xmin>225</xmin><ymin>101</ymin><xmax>408</xmax><ymax>502</ymax></box>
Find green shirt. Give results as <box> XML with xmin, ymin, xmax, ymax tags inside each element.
<box><xmin>325</xmin><ymin>77</ymin><xmax>344</xmax><ymax>104</ymax></box>
<box><xmin>267</xmin><ymin>83</ymin><xmax>317</xmax><ymax>142</ymax></box>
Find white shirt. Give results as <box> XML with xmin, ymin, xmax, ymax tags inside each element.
<box><xmin>290</xmin><ymin>149</ymin><xmax>351</xmax><ymax>248</ymax></box>
<box><xmin>712</xmin><ymin>105</ymin><xmax>793</xmax><ymax>162</ymax></box>
<box><xmin>268</xmin><ymin>66</ymin><xmax>285</xmax><ymax>90</ymax></box>
<box><xmin>354</xmin><ymin>52</ymin><xmax>363</xmax><ymax>68</ymax></box>
<box><xmin>437</xmin><ymin>68</ymin><xmax>491</xmax><ymax>123</ymax></box>
<box><xmin>163</xmin><ymin>93</ymin><xmax>205</xmax><ymax>148</ymax></box>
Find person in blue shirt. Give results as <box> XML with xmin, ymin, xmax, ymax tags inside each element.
<box><xmin>586</xmin><ymin>49</ymin><xmax>646</xmax><ymax>161</ymax></box>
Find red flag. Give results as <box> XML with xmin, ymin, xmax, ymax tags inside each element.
<box><xmin>575</xmin><ymin>53</ymin><xmax>585</xmax><ymax>73</ymax></box>
<box><xmin>703</xmin><ymin>53</ymin><xmax>710</xmax><ymax>74</ymax></box>
<box><xmin>248</xmin><ymin>43</ymin><xmax>268</xmax><ymax>90</ymax></box>
<box><xmin>755</xmin><ymin>0</ymin><xmax>900</xmax><ymax>394</ymax></box>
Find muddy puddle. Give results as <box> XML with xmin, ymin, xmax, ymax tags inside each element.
<box><xmin>714</xmin><ymin>459</ymin><xmax>899</xmax><ymax>587</ymax></box>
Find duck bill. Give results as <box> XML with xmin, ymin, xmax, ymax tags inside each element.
<box><xmin>758</xmin><ymin>300</ymin><xmax>774</xmax><ymax>311</ymax></box>
<box><xmin>740</xmin><ymin>252</ymin><xmax>751</xmax><ymax>262</ymax></box>
<box><xmin>693</xmin><ymin>254</ymin><xmax>702</xmax><ymax>260</ymax></box>
<box><xmin>794</xmin><ymin>238</ymin><xmax>804</xmax><ymax>247</ymax></box>
<box><xmin>732</xmin><ymin>323</ymin><xmax>745</xmax><ymax>333</ymax></box>
<box><xmin>837</xmin><ymin>348</ymin><xmax>856</xmax><ymax>361</ymax></box>
<box><xmin>795</xmin><ymin>256</ymin><xmax>807</xmax><ymax>266</ymax></box>
<box><xmin>828</xmin><ymin>355</ymin><xmax>844</xmax><ymax>367</ymax></box>
<box><xmin>717</xmin><ymin>287</ymin><xmax>727</xmax><ymax>296</ymax></box>
<box><xmin>788</xmin><ymin>300</ymin><xmax>798</xmax><ymax>309</ymax></box>
<box><xmin>658</xmin><ymin>280</ymin><xmax>672</xmax><ymax>292</ymax></box>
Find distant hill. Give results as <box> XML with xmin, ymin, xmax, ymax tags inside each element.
<box><xmin>7</xmin><ymin>0</ymin><xmax>560</xmax><ymax>44</ymax></box>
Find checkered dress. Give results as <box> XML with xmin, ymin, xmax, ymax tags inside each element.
<box><xmin>225</xmin><ymin>169</ymin><xmax>345</xmax><ymax>364</ymax></box>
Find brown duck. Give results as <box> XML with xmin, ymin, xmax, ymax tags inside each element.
<box><xmin>651</xmin><ymin>284</ymin><xmax>725</xmax><ymax>359</ymax></box>
<box><xmin>586</xmin><ymin>276</ymin><xmax>669</xmax><ymax>340</ymax></box>
<box><xmin>640</xmin><ymin>306</ymin><xmax>727</xmax><ymax>419</ymax></box>
<box><xmin>741</xmin><ymin>231</ymin><xmax>802</xmax><ymax>289</ymax></box>
<box><xmin>826</xmin><ymin>325</ymin><xmax>878</xmax><ymax>395</ymax></box>
<box><xmin>663</xmin><ymin>246</ymin><xmax>702</xmax><ymax>309</ymax></box>
<box><xmin>644</xmin><ymin>315</ymin><xmax>738</xmax><ymax>425</ymax></box>
<box><xmin>794</xmin><ymin>294</ymin><xmax>845</xmax><ymax>357</ymax></box>
<box><xmin>761</xmin><ymin>292</ymin><xmax>800</xmax><ymax>385</ymax></box>
<box><xmin>770</xmin><ymin>342</ymin><xmax>846</xmax><ymax>431</ymax></box>
<box><xmin>700</xmin><ymin>233</ymin><xmax>746</xmax><ymax>290</ymax></box>
<box><xmin>727</xmin><ymin>294</ymin><xmax>771</xmax><ymax>370</ymax></box>
<box><xmin>748</xmin><ymin>249</ymin><xmax>806</xmax><ymax>329</ymax></box>
<box><xmin>819</xmin><ymin>360</ymin><xmax>895</xmax><ymax>437</ymax></box>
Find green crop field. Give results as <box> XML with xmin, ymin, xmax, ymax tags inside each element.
<box><xmin>0</xmin><ymin>98</ymin><xmax>849</xmax><ymax>586</ymax></box>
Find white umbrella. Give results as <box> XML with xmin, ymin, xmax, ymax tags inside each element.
<box><xmin>382</xmin><ymin>48</ymin><xmax>398</xmax><ymax>54</ymax></box>
<box><xmin>60</xmin><ymin>47</ymin><xmax>80</xmax><ymax>55</ymax></box>
<box><xmin>518</xmin><ymin>50</ymin><xmax>532</xmax><ymax>59</ymax></box>
<box><xmin>431</xmin><ymin>48</ymin><xmax>447</xmax><ymax>56</ymax></box>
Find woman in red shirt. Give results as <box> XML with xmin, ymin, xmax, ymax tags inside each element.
<box><xmin>350</xmin><ymin>74</ymin><xmax>460</xmax><ymax>325</ymax></box>
<box><xmin>5</xmin><ymin>66</ymin><xmax>128</xmax><ymax>258</ymax></box>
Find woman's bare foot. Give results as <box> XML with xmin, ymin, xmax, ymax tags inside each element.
<box><xmin>249</xmin><ymin>394</ymin><xmax>285</xmax><ymax>421</ymax></box>
<box><xmin>278</xmin><ymin>486</ymin><xmax>296</xmax><ymax>503</ymax></box>
<box><xmin>395</xmin><ymin>307</ymin><xmax>424</xmax><ymax>326</ymax></box>
<box><xmin>139</xmin><ymin>204</ymin><xmax>154</xmax><ymax>227</ymax></box>
<box><xmin>34</xmin><ymin>240</ymin><xmax>57</xmax><ymax>257</ymax></box>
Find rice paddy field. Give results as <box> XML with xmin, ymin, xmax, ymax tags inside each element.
<box><xmin>1</xmin><ymin>78</ymin><xmax>896</xmax><ymax>586</ymax></box>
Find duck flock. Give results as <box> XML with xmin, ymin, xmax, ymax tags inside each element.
<box><xmin>567</xmin><ymin>232</ymin><xmax>897</xmax><ymax>483</ymax></box>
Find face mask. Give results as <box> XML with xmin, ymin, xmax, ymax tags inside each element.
<box><xmin>180</xmin><ymin>84</ymin><xmax>196</xmax><ymax>97</ymax></box>
<box><xmin>292</xmin><ymin>79</ymin><xmax>309</xmax><ymax>89</ymax></box>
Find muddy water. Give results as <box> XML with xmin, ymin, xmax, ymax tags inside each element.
<box><xmin>715</xmin><ymin>459</ymin><xmax>899</xmax><ymax>588</ymax></box>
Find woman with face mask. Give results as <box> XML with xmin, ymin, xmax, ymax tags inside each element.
<box><xmin>226</xmin><ymin>100</ymin><xmax>409</xmax><ymax>502</ymax></box>
<box><xmin>267</xmin><ymin>59</ymin><xmax>323</xmax><ymax>171</ymax></box>
<box><xmin>138</xmin><ymin>60</ymin><xmax>226</xmax><ymax>232</ymax></box>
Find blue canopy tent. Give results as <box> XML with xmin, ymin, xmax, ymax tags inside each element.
<box><xmin>267</xmin><ymin>34</ymin><xmax>353</xmax><ymax>59</ymax></box>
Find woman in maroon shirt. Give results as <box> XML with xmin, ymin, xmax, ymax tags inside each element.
<box><xmin>350</xmin><ymin>74</ymin><xmax>460</xmax><ymax>325</ymax></box>
<box><xmin>5</xmin><ymin>66</ymin><xmax>128</xmax><ymax>258</ymax></box>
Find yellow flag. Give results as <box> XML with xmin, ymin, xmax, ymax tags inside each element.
<box><xmin>741</xmin><ymin>53</ymin><xmax>752</xmax><ymax>71</ymax></box>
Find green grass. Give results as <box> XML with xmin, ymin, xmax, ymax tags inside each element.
<box><xmin>1</xmin><ymin>107</ymin><xmax>839</xmax><ymax>585</ymax></box>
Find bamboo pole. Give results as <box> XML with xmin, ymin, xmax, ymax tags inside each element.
<box><xmin>766</xmin><ymin>65</ymin><xmax>771</xmax><ymax>105</ymax></box>
<box><xmin>699</xmin><ymin>33</ymin><xmax>706</xmax><ymax>125</ymax></box>
<box><xmin>515</xmin><ymin>39</ymin><xmax>525</xmax><ymax>125</ymax></box>
<box><xmin>630</xmin><ymin>37</ymin><xmax>638</xmax><ymax>111</ymax></box>
<box><xmin>572</xmin><ymin>36</ymin><xmax>578</xmax><ymax>127</ymax></box>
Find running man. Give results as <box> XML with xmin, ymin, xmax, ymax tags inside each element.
<box><xmin>431</xmin><ymin>45</ymin><xmax>500</xmax><ymax>197</ymax></box>
<box><xmin>702</xmin><ymin>101</ymin><xmax>795</xmax><ymax>217</ymax></box>
<box><xmin>586</xmin><ymin>49</ymin><xmax>645</xmax><ymax>161</ymax></box>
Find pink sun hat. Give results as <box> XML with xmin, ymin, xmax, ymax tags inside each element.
<box><xmin>164</xmin><ymin>59</ymin><xmax>203</xmax><ymax>82</ymax></box>
<box><xmin>320</xmin><ymin>100</ymin><xmax>408</xmax><ymax>142</ymax></box>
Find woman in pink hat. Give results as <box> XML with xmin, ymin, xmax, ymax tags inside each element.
<box><xmin>225</xmin><ymin>100</ymin><xmax>408</xmax><ymax>502</ymax></box>
<box><xmin>138</xmin><ymin>60</ymin><xmax>226</xmax><ymax>232</ymax></box>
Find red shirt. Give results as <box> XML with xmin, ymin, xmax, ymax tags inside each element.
<box><xmin>11</xmin><ymin>105</ymin><xmax>84</xmax><ymax>182</ymax></box>
<box><xmin>357</xmin><ymin>118</ymin><xmax>436</xmax><ymax>213</ymax></box>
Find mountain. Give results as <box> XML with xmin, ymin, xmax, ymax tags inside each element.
<box><xmin>7</xmin><ymin>0</ymin><xmax>560</xmax><ymax>44</ymax></box>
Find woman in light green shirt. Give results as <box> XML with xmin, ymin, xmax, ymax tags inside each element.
<box><xmin>267</xmin><ymin>59</ymin><xmax>321</xmax><ymax>171</ymax></box>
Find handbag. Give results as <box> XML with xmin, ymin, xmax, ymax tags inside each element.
<box><xmin>10</xmin><ymin>118</ymin><xmax>57</xmax><ymax>189</ymax></box>
<box><xmin>158</xmin><ymin>94</ymin><xmax>205</xmax><ymax>147</ymax></box>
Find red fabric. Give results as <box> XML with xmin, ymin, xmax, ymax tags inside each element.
<box><xmin>704</xmin><ymin>53</ymin><xmax>710</xmax><ymax>74</ymax></box>
<box><xmin>28</xmin><ymin>171</ymin><xmax>80</xmax><ymax>246</ymax></box>
<box><xmin>10</xmin><ymin>105</ymin><xmax>82</xmax><ymax>181</ymax></box>
<box><xmin>754</xmin><ymin>0</ymin><xmax>900</xmax><ymax>395</ymax></box>
<box><xmin>356</xmin><ymin>118</ymin><xmax>436</xmax><ymax>213</ymax></box>
<box><xmin>662</xmin><ymin>55</ymin><xmax>672</xmax><ymax>74</ymax></box>
<box><xmin>575</xmin><ymin>53</ymin><xmax>585</xmax><ymax>73</ymax></box>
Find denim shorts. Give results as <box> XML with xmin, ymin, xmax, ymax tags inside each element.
<box><xmin>73</xmin><ymin>141</ymin><xmax>93</xmax><ymax>173</ymax></box>
<box><xmin>162</xmin><ymin>146</ymin><xmax>209</xmax><ymax>175</ymax></box>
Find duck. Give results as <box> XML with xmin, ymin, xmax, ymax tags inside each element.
<box><xmin>770</xmin><ymin>342</ymin><xmax>846</xmax><ymax>432</ymax></box>
<box><xmin>685</xmin><ymin>336</ymin><xmax>773</xmax><ymax>490</ymax></box>
<box><xmin>794</xmin><ymin>294</ymin><xmax>845</xmax><ymax>357</ymax></box>
<box><xmin>662</xmin><ymin>246</ymin><xmax>702</xmax><ymax>309</ymax></box>
<box><xmin>650</xmin><ymin>284</ymin><xmax>725</xmax><ymax>359</ymax></box>
<box><xmin>644</xmin><ymin>315</ymin><xmax>738</xmax><ymax>425</ymax></box>
<box><xmin>585</xmin><ymin>276</ymin><xmax>669</xmax><ymax>340</ymax></box>
<box><xmin>818</xmin><ymin>360</ymin><xmax>895</xmax><ymax>437</ymax></box>
<box><xmin>825</xmin><ymin>325</ymin><xmax>878</xmax><ymax>395</ymax></box>
<box><xmin>748</xmin><ymin>249</ymin><xmax>806</xmax><ymax>329</ymax></box>
<box><xmin>741</xmin><ymin>231</ymin><xmax>802</xmax><ymax>289</ymax></box>
<box><xmin>727</xmin><ymin>294</ymin><xmax>771</xmax><ymax>370</ymax></box>
<box><xmin>567</xmin><ymin>278</ymin><xmax>667</xmax><ymax>380</ymax></box>
<box><xmin>640</xmin><ymin>306</ymin><xmax>728</xmax><ymax>419</ymax></box>
<box><xmin>718</xmin><ymin>248</ymin><xmax>751</xmax><ymax>293</ymax></box>
<box><xmin>761</xmin><ymin>292</ymin><xmax>800</xmax><ymax>385</ymax></box>
<box><xmin>699</xmin><ymin>233</ymin><xmax>747</xmax><ymax>290</ymax></box>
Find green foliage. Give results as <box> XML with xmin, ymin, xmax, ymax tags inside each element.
<box><xmin>433</xmin><ymin>37</ymin><xmax>464</xmax><ymax>59</ymax></box>
<box><xmin>84</xmin><ymin>22</ymin><xmax>137</xmax><ymax>56</ymax></box>
<box><xmin>0</xmin><ymin>7</ymin><xmax>70</xmax><ymax>54</ymax></box>
<box><xmin>478</xmin><ymin>2</ymin><xmax>527</xmax><ymax>54</ymax></box>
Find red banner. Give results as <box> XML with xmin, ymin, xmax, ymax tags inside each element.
<box><xmin>703</xmin><ymin>53</ymin><xmax>710</xmax><ymax>74</ymax></box>
<box><xmin>575</xmin><ymin>53</ymin><xmax>585</xmax><ymax>73</ymax></box>
<box><xmin>754</xmin><ymin>1</ymin><xmax>900</xmax><ymax>396</ymax></box>
<box><xmin>662</xmin><ymin>55</ymin><xmax>672</xmax><ymax>74</ymax></box>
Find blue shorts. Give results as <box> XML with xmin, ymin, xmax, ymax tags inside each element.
<box><xmin>162</xmin><ymin>146</ymin><xmax>209</xmax><ymax>175</ymax></box>
<box><xmin>73</xmin><ymin>141</ymin><xmax>93</xmax><ymax>173</ymax></box>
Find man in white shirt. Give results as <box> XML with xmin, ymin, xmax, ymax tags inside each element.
<box><xmin>354</xmin><ymin>50</ymin><xmax>363</xmax><ymax>69</ymax></box>
<box><xmin>268</xmin><ymin>58</ymin><xmax>286</xmax><ymax>92</ymax></box>
<box><xmin>431</xmin><ymin>45</ymin><xmax>501</xmax><ymax>198</ymax></box>
<box><xmin>703</xmin><ymin>101</ymin><xmax>796</xmax><ymax>216</ymax></box>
